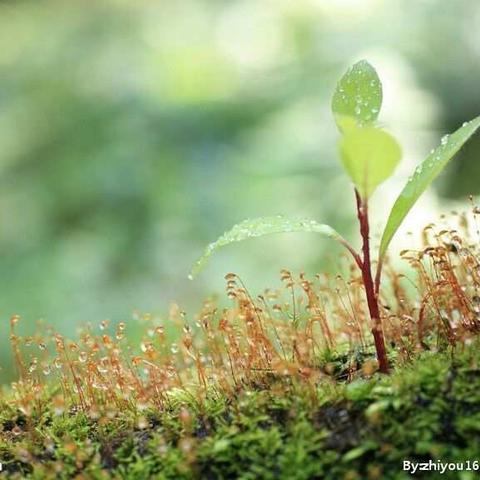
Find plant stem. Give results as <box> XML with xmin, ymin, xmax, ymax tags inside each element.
<box><xmin>355</xmin><ymin>190</ymin><xmax>389</xmax><ymax>373</ymax></box>
<box><xmin>338</xmin><ymin>237</ymin><xmax>363</xmax><ymax>271</ymax></box>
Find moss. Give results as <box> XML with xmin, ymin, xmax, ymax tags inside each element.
<box><xmin>0</xmin><ymin>347</ymin><xmax>479</xmax><ymax>479</ymax></box>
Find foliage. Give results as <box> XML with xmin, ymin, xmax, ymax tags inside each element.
<box><xmin>192</xmin><ymin>60</ymin><xmax>479</xmax><ymax>277</ymax></box>
<box><xmin>379</xmin><ymin>117</ymin><xmax>480</xmax><ymax>259</ymax></box>
<box><xmin>331</xmin><ymin>59</ymin><xmax>382</xmax><ymax>129</ymax></box>
<box><xmin>338</xmin><ymin>124</ymin><xmax>401</xmax><ymax>199</ymax></box>
<box><xmin>189</xmin><ymin>216</ymin><xmax>343</xmax><ymax>280</ymax></box>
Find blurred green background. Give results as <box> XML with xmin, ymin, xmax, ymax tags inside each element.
<box><xmin>1</xmin><ymin>0</ymin><xmax>480</xmax><ymax>376</ymax></box>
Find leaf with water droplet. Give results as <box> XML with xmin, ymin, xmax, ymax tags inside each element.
<box><xmin>189</xmin><ymin>216</ymin><xmax>344</xmax><ymax>279</ymax></box>
<box><xmin>379</xmin><ymin>116</ymin><xmax>480</xmax><ymax>260</ymax></box>
<box><xmin>339</xmin><ymin>124</ymin><xmax>401</xmax><ymax>199</ymax></box>
<box><xmin>331</xmin><ymin>60</ymin><xmax>382</xmax><ymax>132</ymax></box>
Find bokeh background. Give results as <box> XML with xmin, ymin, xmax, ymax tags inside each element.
<box><xmin>1</xmin><ymin>0</ymin><xmax>479</xmax><ymax>376</ymax></box>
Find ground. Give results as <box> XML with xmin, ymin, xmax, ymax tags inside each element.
<box><xmin>1</xmin><ymin>346</ymin><xmax>479</xmax><ymax>479</ymax></box>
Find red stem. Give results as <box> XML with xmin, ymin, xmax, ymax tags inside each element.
<box><xmin>355</xmin><ymin>190</ymin><xmax>389</xmax><ymax>374</ymax></box>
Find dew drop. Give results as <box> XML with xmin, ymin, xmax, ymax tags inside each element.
<box><xmin>28</xmin><ymin>359</ymin><xmax>38</xmax><ymax>373</ymax></box>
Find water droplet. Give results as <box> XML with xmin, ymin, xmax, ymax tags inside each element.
<box><xmin>29</xmin><ymin>359</ymin><xmax>38</xmax><ymax>373</ymax></box>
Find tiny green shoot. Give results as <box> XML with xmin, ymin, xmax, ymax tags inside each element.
<box><xmin>190</xmin><ymin>59</ymin><xmax>480</xmax><ymax>373</ymax></box>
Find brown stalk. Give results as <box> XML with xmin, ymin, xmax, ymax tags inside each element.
<box><xmin>355</xmin><ymin>189</ymin><xmax>389</xmax><ymax>373</ymax></box>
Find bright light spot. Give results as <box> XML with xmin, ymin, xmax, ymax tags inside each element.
<box><xmin>215</xmin><ymin>2</ymin><xmax>290</xmax><ymax>69</ymax></box>
<box><xmin>313</xmin><ymin>0</ymin><xmax>380</xmax><ymax>20</ymax></box>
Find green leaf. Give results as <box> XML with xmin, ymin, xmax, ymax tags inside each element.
<box><xmin>379</xmin><ymin>116</ymin><xmax>480</xmax><ymax>260</ymax></box>
<box><xmin>189</xmin><ymin>216</ymin><xmax>342</xmax><ymax>279</ymax></box>
<box><xmin>342</xmin><ymin>441</ymin><xmax>378</xmax><ymax>462</ymax></box>
<box><xmin>339</xmin><ymin>125</ymin><xmax>401</xmax><ymax>199</ymax></box>
<box><xmin>331</xmin><ymin>60</ymin><xmax>382</xmax><ymax>132</ymax></box>
<box><xmin>212</xmin><ymin>439</ymin><xmax>230</xmax><ymax>453</ymax></box>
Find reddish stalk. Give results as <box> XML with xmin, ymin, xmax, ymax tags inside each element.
<box><xmin>338</xmin><ymin>237</ymin><xmax>363</xmax><ymax>271</ymax></box>
<box><xmin>355</xmin><ymin>190</ymin><xmax>389</xmax><ymax>373</ymax></box>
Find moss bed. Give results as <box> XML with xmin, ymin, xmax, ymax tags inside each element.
<box><xmin>0</xmin><ymin>346</ymin><xmax>478</xmax><ymax>479</ymax></box>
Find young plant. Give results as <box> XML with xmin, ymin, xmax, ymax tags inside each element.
<box><xmin>190</xmin><ymin>60</ymin><xmax>480</xmax><ymax>373</ymax></box>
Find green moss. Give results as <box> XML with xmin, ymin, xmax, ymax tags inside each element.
<box><xmin>1</xmin><ymin>347</ymin><xmax>480</xmax><ymax>479</ymax></box>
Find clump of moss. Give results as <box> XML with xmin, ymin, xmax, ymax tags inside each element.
<box><xmin>1</xmin><ymin>211</ymin><xmax>480</xmax><ymax>478</ymax></box>
<box><xmin>1</xmin><ymin>348</ymin><xmax>480</xmax><ymax>479</ymax></box>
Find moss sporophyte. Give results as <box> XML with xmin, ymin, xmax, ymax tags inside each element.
<box><xmin>190</xmin><ymin>60</ymin><xmax>480</xmax><ymax>374</ymax></box>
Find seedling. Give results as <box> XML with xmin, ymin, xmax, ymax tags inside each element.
<box><xmin>190</xmin><ymin>60</ymin><xmax>480</xmax><ymax>373</ymax></box>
